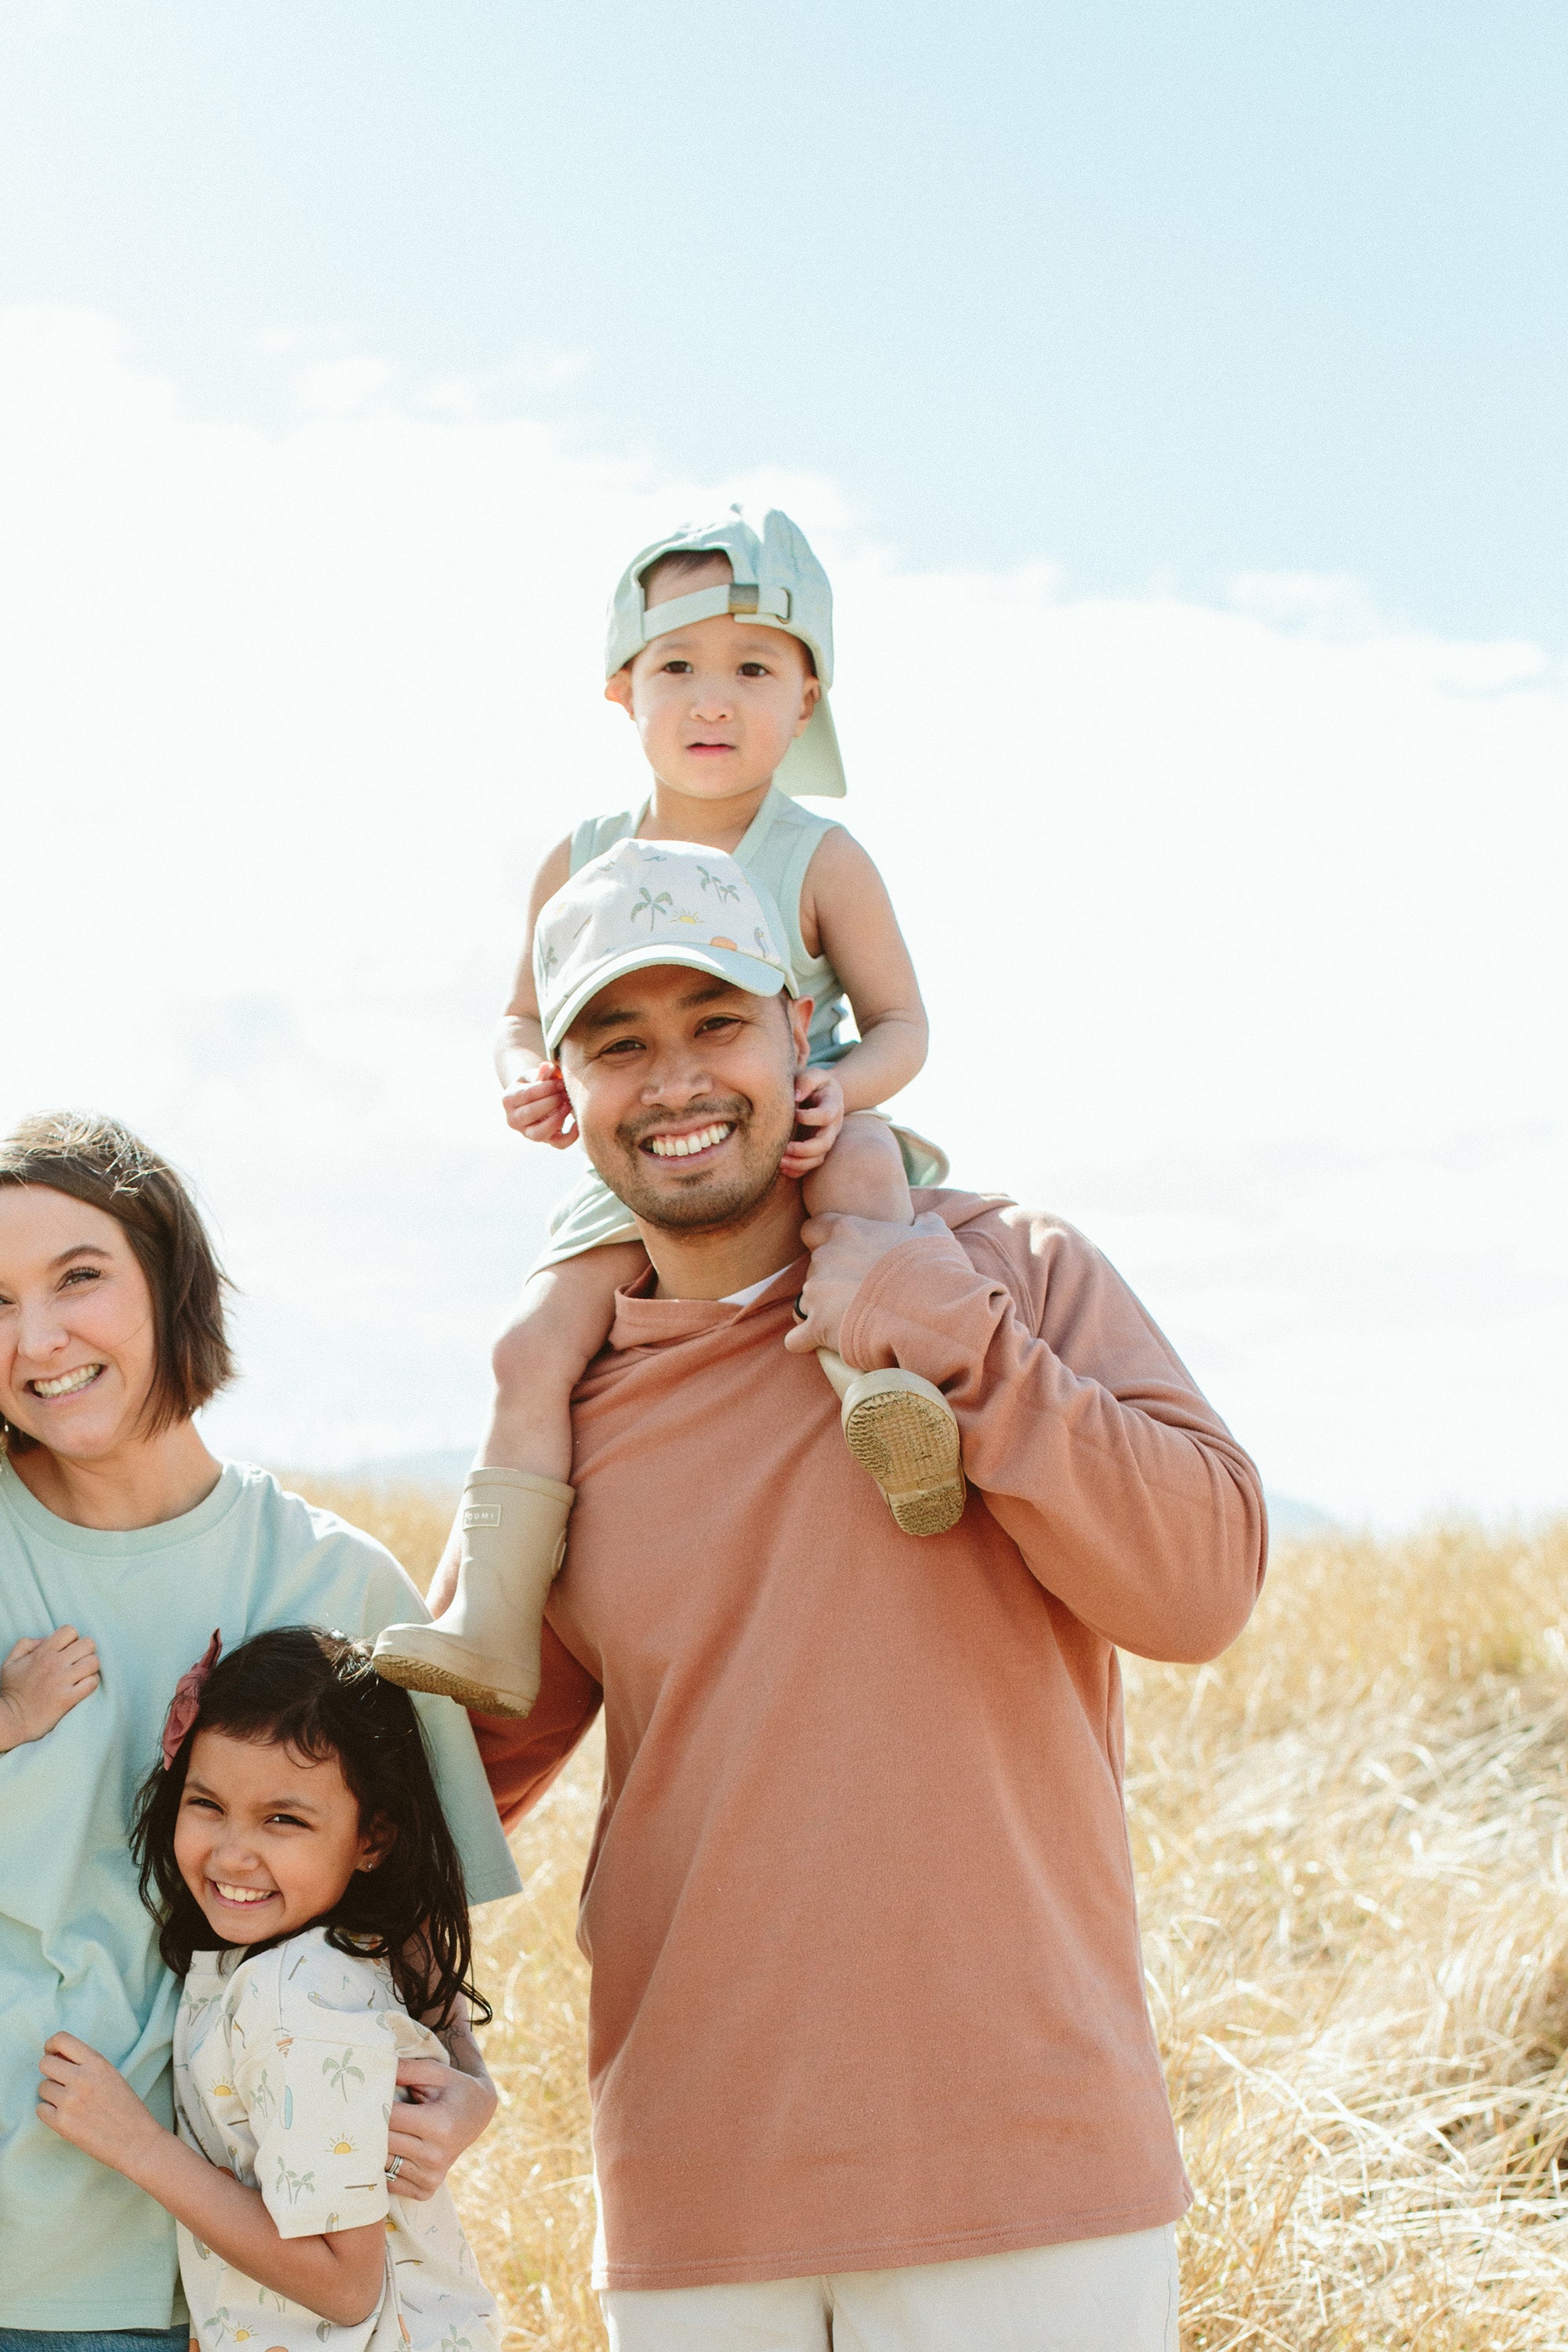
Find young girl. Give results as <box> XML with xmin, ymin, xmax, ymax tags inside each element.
<box><xmin>34</xmin><ymin>1627</ymin><xmax>500</xmax><ymax>2352</ymax></box>
<box><xmin>372</xmin><ymin>507</ymin><xmax>965</xmax><ymax>1722</ymax></box>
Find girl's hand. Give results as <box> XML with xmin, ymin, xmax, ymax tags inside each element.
<box><xmin>37</xmin><ymin>2034</ymin><xmax>164</xmax><ymax>2172</ymax></box>
<box><xmin>501</xmin><ymin>1063</ymin><xmax>577</xmax><ymax>1149</ymax></box>
<box><xmin>0</xmin><ymin>1628</ymin><xmax>100</xmax><ymax>1750</ymax></box>
<box><xmin>780</xmin><ymin>1070</ymin><xmax>845</xmax><ymax>1180</ymax></box>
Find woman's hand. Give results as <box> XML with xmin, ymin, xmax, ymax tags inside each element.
<box><xmin>1</xmin><ymin>1628</ymin><xmax>100</xmax><ymax>1751</ymax></box>
<box><xmin>502</xmin><ymin>1063</ymin><xmax>577</xmax><ymax>1148</ymax></box>
<box><xmin>387</xmin><ymin>2053</ymin><xmax>497</xmax><ymax>2200</ymax></box>
<box><xmin>37</xmin><ymin>2033</ymin><xmax>164</xmax><ymax>2172</ymax></box>
<box><xmin>779</xmin><ymin>1070</ymin><xmax>844</xmax><ymax>1181</ymax></box>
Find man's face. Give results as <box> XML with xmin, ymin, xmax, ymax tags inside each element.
<box><xmin>559</xmin><ymin>964</ymin><xmax>813</xmax><ymax>1232</ymax></box>
<box><xmin>604</xmin><ymin>554</ymin><xmax>820</xmax><ymax>804</ymax></box>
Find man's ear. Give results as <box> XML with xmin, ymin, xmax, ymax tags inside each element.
<box><xmin>793</xmin><ymin>674</ymin><xmax>822</xmax><ymax>738</ymax></box>
<box><xmin>787</xmin><ymin>994</ymin><xmax>815</xmax><ymax>1065</ymax></box>
<box><xmin>604</xmin><ymin>667</ymin><xmax>635</xmax><ymax>717</ymax></box>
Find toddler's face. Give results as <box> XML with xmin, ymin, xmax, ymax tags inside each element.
<box><xmin>174</xmin><ymin>1727</ymin><xmax>388</xmax><ymax>1947</ymax></box>
<box><xmin>606</xmin><ymin>555</ymin><xmax>819</xmax><ymax>802</ymax></box>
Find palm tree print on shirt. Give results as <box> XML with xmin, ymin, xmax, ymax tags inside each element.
<box><xmin>274</xmin><ymin>2158</ymin><xmax>317</xmax><ymax>2206</ymax></box>
<box><xmin>323</xmin><ymin>2048</ymin><xmax>366</xmax><ymax>2100</ymax></box>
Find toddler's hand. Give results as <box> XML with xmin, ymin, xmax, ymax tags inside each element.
<box><xmin>0</xmin><ymin>1628</ymin><xmax>100</xmax><ymax>1750</ymax></box>
<box><xmin>38</xmin><ymin>2033</ymin><xmax>162</xmax><ymax>2170</ymax></box>
<box><xmin>502</xmin><ymin>1063</ymin><xmax>576</xmax><ymax>1149</ymax></box>
<box><xmin>780</xmin><ymin>1070</ymin><xmax>844</xmax><ymax>1180</ymax></box>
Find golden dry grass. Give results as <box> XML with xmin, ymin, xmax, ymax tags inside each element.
<box><xmin>289</xmin><ymin>1477</ymin><xmax>1568</xmax><ymax>2350</ymax></box>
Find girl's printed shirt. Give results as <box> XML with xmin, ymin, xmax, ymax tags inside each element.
<box><xmin>0</xmin><ymin>1458</ymin><xmax>518</xmax><ymax>2332</ymax></box>
<box><xmin>173</xmin><ymin>1929</ymin><xmax>498</xmax><ymax>2352</ymax></box>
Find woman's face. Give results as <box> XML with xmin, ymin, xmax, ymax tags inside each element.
<box><xmin>0</xmin><ymin>1186</ymin><xmax>161</xmax><ymax>1460</ymax></box>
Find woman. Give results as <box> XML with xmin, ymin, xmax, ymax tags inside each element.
<box><xmin>0</xmin><ymin>1111</ymin><xmax>518</xmax><ymax>2352</ymax></box>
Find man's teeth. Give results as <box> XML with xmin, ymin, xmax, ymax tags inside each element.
<box><xmin>646</xmin><ymin>1123</ymin><xmax>733</xmax><ymax>1160</ymax></box>
<box><xmin>32</xmin><ymin>1364</ymin><xmax>102</xmax><ymax>1398</ymax></box>
<box><xmin>214</xmin><ymin>1882</ymin><xmax>272</xmax><ymax>1904</ymax></box>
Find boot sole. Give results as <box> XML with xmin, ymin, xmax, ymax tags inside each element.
<box><xmin>372</xmin><ymin>1630</ymin><xmax>540</xmax><ymax>1719</ymax></box>
<box><xmin>841</xmin><ymin>1386</ymin><xmax>967</xmax><ymax>1536</ymax></box>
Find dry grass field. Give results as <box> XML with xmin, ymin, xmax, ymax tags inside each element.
<box><xmin>292</xmin><ymin>1479</ymin><xmax>1568</xmax><ymax>2351</ymax></box>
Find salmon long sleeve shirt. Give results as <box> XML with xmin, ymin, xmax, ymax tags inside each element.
<box><xmin>474</xmin><ymin>1190</ymin><xmax>1267</xmax><ymax>2292</ymax></box>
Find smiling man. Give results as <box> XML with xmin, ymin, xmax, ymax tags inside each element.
<box><xmin>466</xmin><ymin>839</ymin><xmax>1268</xmax><ymax>2352</ymax></box>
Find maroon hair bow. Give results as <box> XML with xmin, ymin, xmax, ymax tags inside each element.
<box><xmin>161</xmin><ymin>1629</ymin><xmax>222</xmax><ymax>1769</ymax></box>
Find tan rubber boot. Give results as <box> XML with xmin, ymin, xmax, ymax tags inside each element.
<box><xmin>371</xmin><ymin>1468</ymin><xmax>574</xmax><ymax>1717</ymax></box>
<box><xmin>816</xmin><ymin>1350</ymin><xmax>967</xmax><ymax>1536</ymax></box>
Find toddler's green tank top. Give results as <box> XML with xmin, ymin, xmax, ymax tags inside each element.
<box><xmin>568</xmin><ymin>789</ymin><xmax>850</xmax><ymax>1068</ymax></box>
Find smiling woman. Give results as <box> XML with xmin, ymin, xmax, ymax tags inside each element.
<box><xmin>0</xmin><ymin>1112</ymin><xmax>234</xmax><ymax>1512</ymax></box>
<box><xmin>0</xmin><ymin>1111</ymin><xmax>519</xmax><ymax>2348</ymax></box>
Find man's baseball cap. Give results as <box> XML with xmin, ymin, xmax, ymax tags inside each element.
<box><xmin>535</xmin><ymin>837</ymin><xmax>800</xmax><ymax>1057</ymax></box>
<box><xmin>604</xmin><ymin>506</ymin><xmax>846</xmax><ymax>800</ymax></box>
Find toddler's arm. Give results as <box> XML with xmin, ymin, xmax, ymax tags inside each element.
<box><xmin>785</xmin><ymin>830</ymin><xmax>928</xmax><ymax>1176</ymax></box>
<box><xmin>0</xmin><ymin>1628</ymin><xmax>100</xmax><ymax>1752</ymax></box>
<box><xmin>495</xmin><ymin>835</ymin><xmax>575</xmax><ymax>1146</ymax></box>
<box><xmin>37</xmin><ymin>2034</ymin><xmax>386</xmax><ymax>2326</ymax></box>
<box><xmin>800</xmin><ymin>829</ymin><xmax>928</xmax><ymax>1109</ymax></box>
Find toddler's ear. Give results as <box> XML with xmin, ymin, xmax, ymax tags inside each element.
<box><xmin>604</xmin><ymin>669</ymin><xmax>634</xmax><ymax>715</ymax></box>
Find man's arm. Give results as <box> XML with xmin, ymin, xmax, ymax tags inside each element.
<box><xmin>469</xmin><ymin>1623</ymin><xmax>603</xmax><ymax>1828</ymax></box>
<box><xmin>794</xmin><ymin>1206</ymin><xmax>1267</xmax><ymax>1664</ymax></box>
<box><xmin>388</xmin><ymin>1641</ymin><xmax>599</xmax><ymax>2190</ymax></box>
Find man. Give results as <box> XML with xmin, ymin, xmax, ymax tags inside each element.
<box><xmin>466</xmin><ymin>841</ymin><xmax>1266</xmax><ymax>2351</ymax></box>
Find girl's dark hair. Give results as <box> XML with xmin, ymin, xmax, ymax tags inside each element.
<box><xmin>132</xmin><ymin>1626</ymin><xmax>491</xmax><ymax>2031</ymax></box>
<box><xmin>0</xmin><ymin>1111</ymin><xmax>234</xmax><ymax>1456</ymax></box>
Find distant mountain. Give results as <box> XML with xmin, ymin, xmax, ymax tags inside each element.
<box><xmin>1265</xmin><ymin>1492</ymin><xmax>1338</xmax><ymax>1541</ymax></box>
<box><xmin>342</xmin><ymin>1448</ymin><xmax>473</xmax><ymax>1494</ymax></box>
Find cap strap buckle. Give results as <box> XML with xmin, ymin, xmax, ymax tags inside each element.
<box><xmin>728</xmin><ymin>584</ymin><xmax>790</xmax><ymax>622</ymax></box>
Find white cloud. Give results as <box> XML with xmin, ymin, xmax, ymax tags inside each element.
<box><xmin>2</xmin><ymin>307</ymin><xmax>1563</xmax><ymax>1524</ymax></box>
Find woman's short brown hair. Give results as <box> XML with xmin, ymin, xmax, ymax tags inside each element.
<box><xmin>0</xmin><ymin>1112</ymin><xmax>235</xmax><ymax>1454</ymax></box>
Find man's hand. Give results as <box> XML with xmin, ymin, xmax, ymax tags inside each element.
<box><xmin>784</xmin><ymin>1210</ymin><xmax>951</xmax><ymax>1359</ymax></box>
<box><xmin>502</xmin><ymin>1062</ymin><xmax>576</xmax><ymax>1148</ymax></box>
<box><xmin>388</xmin><ymin>2053</ymin><xmax>497</xmax><ymax>2200</ymax></box>
<box><xmin>38</xmin><ymin>2034</ymin><xmax>164</xmax><ymax>2170</ymax></box>
<box><xmin>1</xmin><ymin>1628</ymin><xmax>100</xmax><ymax>1751</ymax></box>
<box><xmin>779</xmin><ymin>1070</ymin><xmax>845</xmax><ymax>1181</ymax></box>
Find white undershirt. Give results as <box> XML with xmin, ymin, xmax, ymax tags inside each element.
<box><xmin>720</xmin><ymin>1258</ymin><xmax>806</xmax><ymax>1308</ymax></box>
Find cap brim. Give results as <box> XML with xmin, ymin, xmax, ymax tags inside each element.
<box><xmin>773</xmin><ymin>691</ymin><xmax>845</xmax><ymax>800</ymax></box>
<box><xmin>545</xmin><ymin>943</ymin><xmax>791</xmax><ymax>1056</ymax></box>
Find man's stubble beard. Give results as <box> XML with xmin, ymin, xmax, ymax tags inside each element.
<box><xmin>590</xmin><ymin>1090</ymin><xmax>797</xmax><ymax>1236</ymax></box>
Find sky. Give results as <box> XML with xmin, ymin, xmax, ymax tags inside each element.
<box><xmin>1</xmin><ymin>7</ymin><xmax>1564</xmax><ymax>1526</ymax></box>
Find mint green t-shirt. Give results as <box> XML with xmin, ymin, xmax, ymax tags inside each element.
<box><xmin>0</xmin><ymin>1457</ymin><xmax>520</xmax><ymax>2332</ymax></box>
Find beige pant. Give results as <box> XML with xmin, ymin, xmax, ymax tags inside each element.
<box><xmin>601</xmin><ymin>2223</ymin><xmax>1179</xmax><ymax>2350</ymax></box>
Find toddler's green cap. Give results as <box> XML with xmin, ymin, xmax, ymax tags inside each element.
<box><xmin>604</xmin><ymin>506</ymin><xmax>845</xmax><ymax>800</ymax></box>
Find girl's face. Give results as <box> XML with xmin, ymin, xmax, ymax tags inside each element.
<box><xmin>0</xmin><ymin>1186</ymin><xmax>160</xmax><ymax>1459</ymax></box>
<box><xmin>174</xmin><ymin>1727</ymin><xmax>390</xmax><ymax>1945</ymax></box>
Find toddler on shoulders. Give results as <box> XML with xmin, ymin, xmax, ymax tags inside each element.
<box><xmin>373</xmin><ymin>510</ymin><xmax>965</xmax><ymax>1720</ymax></box>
